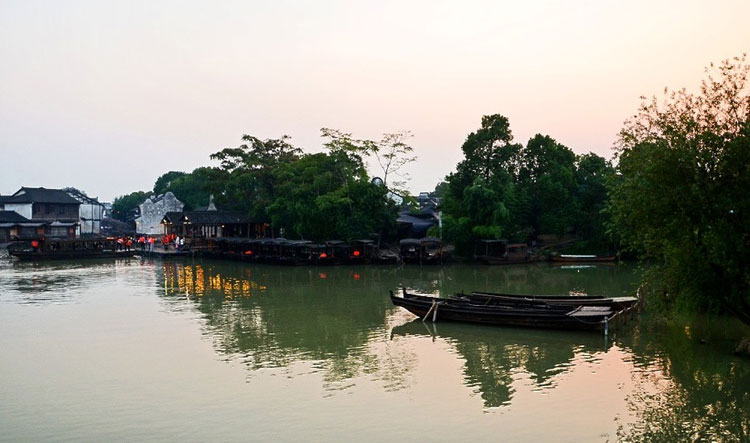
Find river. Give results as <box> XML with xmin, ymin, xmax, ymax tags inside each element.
<box><xmin>0</xmin><ymin>252</ymin><xmax>748</xmax><ymax>442</ymax></box>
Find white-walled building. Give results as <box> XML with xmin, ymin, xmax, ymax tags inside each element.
<box><xmin>64</xmin><ymin>188</ymin><xmax>106</xmax><ymax>236</ymax></box>
<box><xmin>135</xmin><ymin>192</ymin><xmax>184</xmax><ymax>235</ymax></box>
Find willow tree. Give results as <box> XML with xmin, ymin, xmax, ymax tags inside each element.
<box><xmin>609</xmin><ymin>55</ymin><xmax>750</xmax><ymax>324</ymax></box>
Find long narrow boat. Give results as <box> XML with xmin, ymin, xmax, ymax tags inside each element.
<box><xmin>390</xmin><ymin>289</ymin><xmax>614</xmax><ymax>331</ymax></box>
<box><xmin>8</xmin><ymin>238</ymin><xmax>138</xmax><ymax>261</ymax></box>
<box><xmin>550</xmin><ymin>254</ymin><xmax>616</xmax><ymax>263</ymax></box>
<box><xmin>462</xmin><ymin>291</ymin><xmax>637</xmax><ymax>309</ymax></box>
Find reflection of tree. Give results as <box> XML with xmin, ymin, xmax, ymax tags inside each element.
<box><xmin>391</xmin><ymin>321</ymin><xmax>607</xmax><ymax>408</ymax></box>
<box><xmin>616</xmin><ymin>319</ymin><xmax>750</xmax><ymax>441</ymax></box>
<box><xmin>157</xmin><ymin>261</ymin><xmax>415</xmax><ymax>389</ymax></box>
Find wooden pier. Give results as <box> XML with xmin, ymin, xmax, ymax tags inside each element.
<box><xmin>135</xmin><ymin>249</ymin><xmax>194</xmax><ymax>259</ymax></box>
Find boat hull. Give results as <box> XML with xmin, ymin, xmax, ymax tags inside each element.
<box><xmin>550</xmin><ymin>255</ymin><xmax>616</xmax><ymax>263</ymax></box>
<box><xmin>10</xmin><ymin>250</ymin><xmax>137</xmax><ymax>261</ymax></box>
<box><xmin>391</xmin><ymin>292</ymin><xmax>610</xmax><ymax>331</ymax></box>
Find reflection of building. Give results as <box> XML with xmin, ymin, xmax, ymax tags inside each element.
<box><xmin>161</xmin><ymin>263</ymin><xmax>266</xmax><ymax>298</ymax></box>
<box><xmin>135</xmin><ymin>192</ymin><xmax>184</xmax><ymax>235</ymax></box>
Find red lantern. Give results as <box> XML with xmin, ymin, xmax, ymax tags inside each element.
<box><xmin>320</xmin><ymin>253</ymin><xmax>328</xmax><ymax>259</ymax></box>
<box><xmin>244</xmin><ymin>250</ymin><xmax>253</xmax><ymax>255</ymax></box>
<box><xmin>353</xmin><ymin>250</ymin><xmax>360</xmax><ymax>257</ymax></box>
<box><xmin>31</xmin><ymin>240</ymin><xmax>39</xmax><ymax>248</ymax></box>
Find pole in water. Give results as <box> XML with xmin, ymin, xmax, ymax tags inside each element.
<box><xmin>604</xmin><ymin>318</ymin><xmax>609</xmax><ymax>336</ymax></box>
<box><xmin>432</xmin><ymin>302</ymin><xmax>438</xmax><ymax>323</ymax></box>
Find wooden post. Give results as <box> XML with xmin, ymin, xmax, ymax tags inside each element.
<box><xmin>423</xmin><ymin>300</ymin><xmax>436</xmax><ymax>322</ymax></box>
<box><xmin>432</xmin><ymin>302</ymin><xmax>438</xmax><ymax>323</ymax></box>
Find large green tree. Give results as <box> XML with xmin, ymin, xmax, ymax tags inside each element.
<box><xmin>608</xmin><ymin>56</ymin><xmax>750</xmax><ymax>324</ymax></box>
<box><xmin>111</xmin><ymin>191</ymin><xmax>150</xmax><ymax>221</ymax></box>
<box><xmin>209</xmin><ymin>132</ymin><xmax>396</xmax><ymax>241</ymax></box>
<box><xmin>210</xmin><ymin>135</ymin><xmax>303</xmax><ymax>219</ymax></box>
<box><xmin>441</xmin><ymin>114</ymin><xmax>613</xmax><ymax>254</ymax></box>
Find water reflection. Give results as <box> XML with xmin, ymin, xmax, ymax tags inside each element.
<box><xmin>0</xmin><ymin>253</ymin><xmax>141</xmax><ymax>304</ymax></box>
<box><xmin>392</xmin><ymin>320</ymin><xmax>609</xmax><ymax>408</ymax></box>
<box><xmin>158</xmin><ymin>261</ymin><xmax>402</xmax><ymax>389</ymax></box>
<box><xmin>129</xmin><ymin>258</ymin><xmax>750</xmax><ymax>434</ymax></box>
<box><xmin>154</xmin><ymin>261</ymin><xmax>642</xmax><ymax>397</ymax></box>
<box><xmin>615</xmin><ymin>319</ymin><xmax>750</xmax><ymax>441</ymax></box>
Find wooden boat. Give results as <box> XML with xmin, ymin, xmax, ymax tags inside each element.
<box><xmin>8</xmin><ymin>238</ymin><xmax>137</xmax><ymax>261</ymax></box>
<box><xmin>390</xmin><ymin>289</ymin><xmax>616</xmax><ymax>331</ymax></box>
<box><xmin>400</xmin><ymin>237</ymin><xmax>447</xmax><ymax>264</ymax></box>
<box><xmin>550</xmin><ymin>254</ymin><xmax>616</xmax><ymax>263</ymax></box>
<box><xmin>461</xmin><ymin>291</ymin><xmax>637</xmax><ymax>309</ymax></box>
<box><xmin>474</xmin><ymin>240</ymin><xmax>533</xmax><ymax>265</ymax></box>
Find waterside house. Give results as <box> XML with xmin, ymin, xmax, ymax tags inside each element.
<box><xmin>161</xmin><ymin>209</ymin><xmax>267</xmax><ymax>240</ymax></box>
<box><xmin>0</xmin><ymin>211</ymin><xmax>47</xmax><ymax>242</ymax></box>
<box><xmin>0</xmin><ymin>187</ymin><xmax>79</xmax><ymax>238</ymax></box>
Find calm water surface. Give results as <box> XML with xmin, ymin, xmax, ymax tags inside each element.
<box><xmin>1</xmin><ymin>250</ymin><xmax>748</xmax><ymax>442</ymax></box>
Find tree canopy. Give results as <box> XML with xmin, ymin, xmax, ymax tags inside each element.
<box><xmin>111</xmin><ymin>191</ymin><xmax>150</xmax><ymax>221</ymax></box>
<box><xmin>440</xmin><ymin>114</ymin><xmax>614</xmax><ymax>254</ymax></box>
<box><xmin>608</xmin><ymin>55</ymin><xmax>750</xmax><ymax>324</ymax></box>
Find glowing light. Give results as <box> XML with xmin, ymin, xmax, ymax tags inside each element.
<box><xmin>353</xmin><ymin>250</ymin><xmax>360</xmax><ymax>257</ymax></box>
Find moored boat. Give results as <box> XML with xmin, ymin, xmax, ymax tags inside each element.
<box><xmin>550</xmin><ymin>254</ymin><xmax>616</xmax><ymax>263</ymax></box>
<box><xmin>8</xmin><ymin>237</ymin><xmax>137</xmax><ymax>261</ymax></box>
<box><xmin>390</xmin><ymin>289</ymin><xmax>617</xmax><ymax>331</ymax></box>
<box><xmin>474</xmin><ymin>239</ymin><xmax>534</xmax><ymax>265</ymax></box>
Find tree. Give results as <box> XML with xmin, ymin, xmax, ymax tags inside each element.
<box><xmin>371</xmin><ymin>131</ymin><xmax>416</xmax><ymax>191</ymax></box>
<box><xmin>608</xmin><ymin>55</ymin><xmax>750</xmax><ymax>324</ymax></box>
<box><xmin>518</xmin><ymin>134</ymin><xmax>578</xmax><ymax>235</ymax></box>
<box><xmin>320</xmin><ymin>128</ymin><xmax>417</xmax><ymax>193</ymax></box>
<box><xmin>456</xmin><ymin>114</ymin><xmax>522</xmax><ymax>182</ymax></box>
<box><xmin>573</xmin><ymin>153</ymin><xmax>614</xmax><ymax>249</ymax></box>
<box><xmin>153</xmin><ymin>171</ymin><xmax>187</xmax><ymax>195</ymax></box>
<box><xmin>210</xmin><ymin>135</ymin><xmax>302</xmax><ymax>220</ymax></box>
<box><xmin>111</xmin><ymin>191</ymin><xmax>150</xmax><ymax>221</ymax></box>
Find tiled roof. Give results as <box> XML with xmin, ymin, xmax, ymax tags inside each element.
<box><xmin>3</xmin><ymin>187</ymin><xmax>80</xmax><ymax>204</ymax></box>
<box><xmin>183</xmin><ymin>210</ymin><xmax>254</xmax><ymax>225</ymax></box>
<box><xmin>0</xmin><ymin>210</ymin><xmax>30</xmax><ymax>223</ymax></box>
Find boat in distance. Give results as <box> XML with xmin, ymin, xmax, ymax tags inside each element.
<box><xmin>550</xmin><ymin>254</ymin><xmax>616</xmax><ymax>263</ymax></box>
<box><xmin>390</xmin><ymin>289</ymin><xmax>620</xmax><ymax>331</ymax></box>
<box><xmin>8</xmin><ymin>238</ymin><xmax>138</xmax><ymax>261</ymax></box>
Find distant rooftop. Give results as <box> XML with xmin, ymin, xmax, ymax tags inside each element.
<box><xmin>2</xmin><ymin>187</ymin><xmax>80</xmax><ymax>205</ymax></box>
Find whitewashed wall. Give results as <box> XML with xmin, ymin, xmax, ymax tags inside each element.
<box><xmin>135</xmin><ymin>192</ymin><xmax>184</xmax><ymax>235</ymax></box>
<box><xmin>3</xmin><ymin>203</ymin><xmax>32</xmax><ymax>219</ymax></box>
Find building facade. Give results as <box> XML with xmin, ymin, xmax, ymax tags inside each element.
<box><xmin>0</xmin><ymin>187</ymin><xmax>80</xmax><ymax>238</ymax></box>
<box><xmin>0</xmin><ymin>187</ymin><xmax>79</xmax><ymax>238</ymax></box>
<box><xmin>135</xmin><ymin>192</ymin><xmax>184</xmax><ymax>235</ymax></box>
<box><xmin>64</xmin><ymin>188</ymin><xmax>106</xmax><ymax>236</ymax></box>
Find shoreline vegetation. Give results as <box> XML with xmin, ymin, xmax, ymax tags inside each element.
<box><xmin>108</xmin><ymin>56</ymin><xmax>750</xmax><ymax>331</ymax></box>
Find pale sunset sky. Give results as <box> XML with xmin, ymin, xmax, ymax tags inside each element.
<box><xmin>1</xmin><ymin>0</ymin><xmax>748</xmax><ymax>202</ymax></box>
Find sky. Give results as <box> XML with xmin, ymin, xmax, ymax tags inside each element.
<box><xmin>1</xmin><ymin>0</ymin><xmax>748</xmax><ymax>202</ymax></box>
